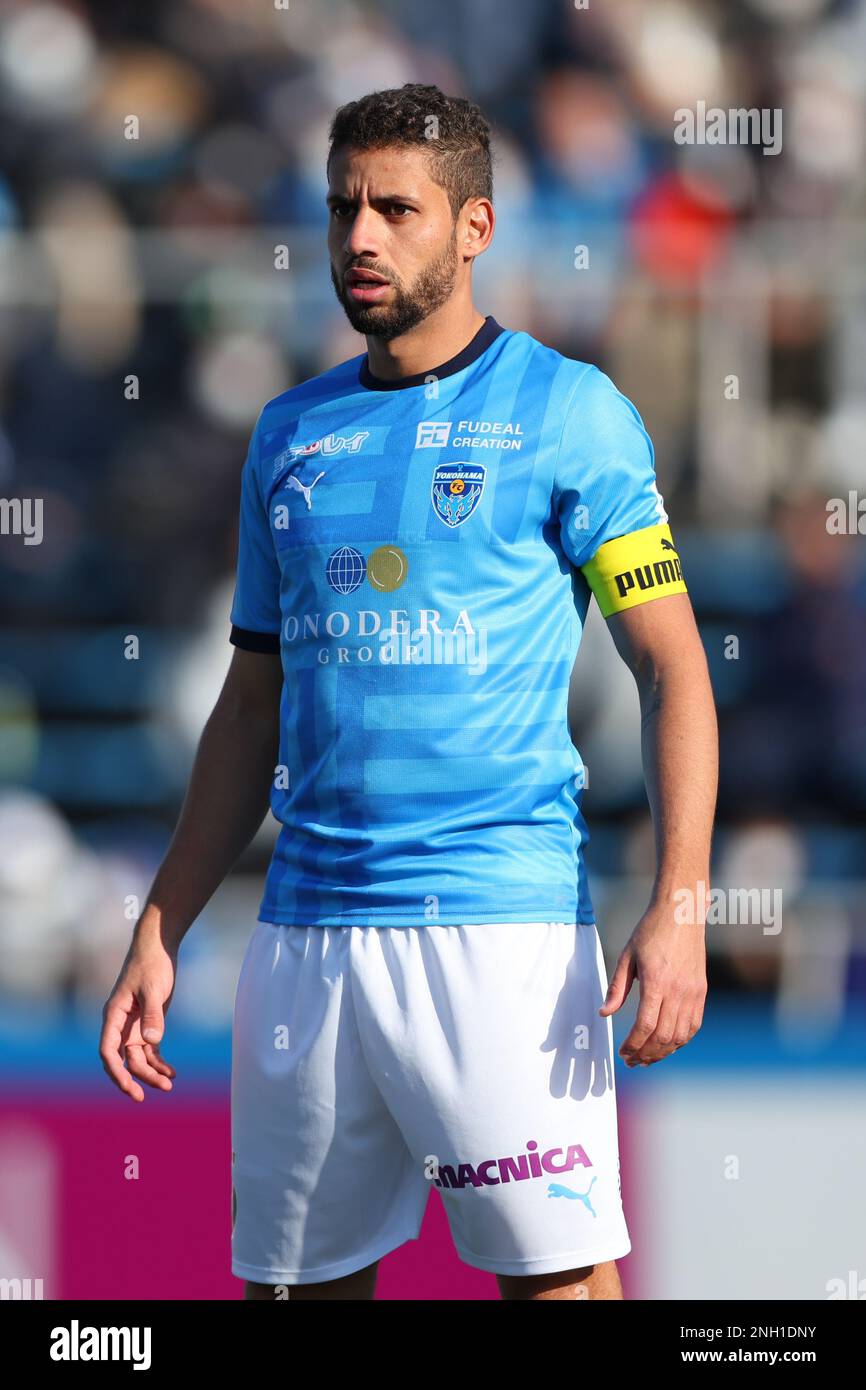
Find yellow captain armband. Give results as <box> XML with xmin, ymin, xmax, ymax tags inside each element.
<box><xmin>580</xmin><ymin>522</ymin><xmax>687</xmax><ymax>617</ymax></box>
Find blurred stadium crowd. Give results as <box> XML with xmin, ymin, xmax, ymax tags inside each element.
<box><xmin>1</xmin><ymin>0</ymin><xmax>865</xmax><ymax>1034</ymax></box>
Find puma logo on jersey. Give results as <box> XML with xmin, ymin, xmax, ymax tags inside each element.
<box><xmin>547</xmin><ymin>1178</ymin><xmax>598</xmax><ymax>1216</ymax></box>
<box><xmin>286</xmin><ymin>470</ymin><xmax>325</xmax><ymax>510</ymax></box>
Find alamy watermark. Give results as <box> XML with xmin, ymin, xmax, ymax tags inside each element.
<box><xmin>0</xmin><ymin>497</ymin><xmax>43</xmax><ymax>544</ymax></box>
<box><xmin>826</xmin><ymin>492</ymin><xmax>866</xmax><ymax>534</ymax></box>
<box><xmin>674</xmin><ymin>101</ymin><xmax>782</xmax><ymax>156</ymax></box>
<box><xmin>49</xmin><ymin>1320</ymin><xmax>151</xmax><ymax>1370</ymax></box>
<box><xmin>674</xmin><ymin>881</ymin><xmax>783</xmax><ymax>935</ymax></box>
<box><xmin>1</xmin><ymin>1276</ymin><xmax>44</xmax><ymax>1299</ymax></box>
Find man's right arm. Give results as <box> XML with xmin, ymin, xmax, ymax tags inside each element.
<box><xmin>99</xmin><ymin>645</ymin><xmax>282</xmax><ymax>1101</ymax></box>
<box><xmin>138</xmin><ymin>645</ymin><xmax>283</xmax><ymax>954</ymax></box>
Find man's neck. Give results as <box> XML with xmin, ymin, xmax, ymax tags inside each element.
<box><xmin>364</xmin><ymin>303</ymin><xmax>487</xmax><ymax>382</ymax></box>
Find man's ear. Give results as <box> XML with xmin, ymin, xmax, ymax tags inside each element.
<box><xmin>462</xmin><ymin>198</ymin><xmax>494</xmax><ymax>259</ymax></box>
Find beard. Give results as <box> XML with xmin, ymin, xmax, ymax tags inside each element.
<box><xmin>331</xmin><ymin>227</ymin><xmax>460</xmax><ymax>339</ymax></box>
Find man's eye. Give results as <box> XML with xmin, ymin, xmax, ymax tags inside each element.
<box><xmin>331</xmin><ymin>205</ymin><xmax>352</xmax><ymax>219</ymax></box>
<box><xmin>387</xmin><ymin>203</ymin><xmax>412</xmax><ymax>216</ymax></box>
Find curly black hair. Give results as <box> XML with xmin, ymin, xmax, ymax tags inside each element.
<box><xmin>327</xmin><ymin>83</ymin><xmax>493</xmax><ymax>219</ymax></box>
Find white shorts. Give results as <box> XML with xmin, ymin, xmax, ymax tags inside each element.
<box><xmin>230</xmin><ymin>920</ymin><xmax>631</xmax><ymax>1284</ymax></box>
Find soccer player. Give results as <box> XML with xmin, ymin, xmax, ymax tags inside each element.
<box><xmin>99</xmin><ymin>84</ymin><xmax>717</xmax><ymax>1302</ymax></box>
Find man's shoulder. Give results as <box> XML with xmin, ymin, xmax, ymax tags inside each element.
<box><xmin>257</xmin><ymin>350</ymin><xmax>367</xmax><ymax>425</ymax></box>
<box><xmin>524</xmin><ymin>343</ymin><xmax>641</xmax><ymax>426</ymax></box>
<box><xmin>504</xmin><ymin>327</ymin><xmax>604</xmax><ymax>399</ymax></box>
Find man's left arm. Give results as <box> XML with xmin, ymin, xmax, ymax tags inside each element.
<box><xmin>597</xmin><ymin>591</ymin><xmax>718</xmax><ymax>1066</ymax></box>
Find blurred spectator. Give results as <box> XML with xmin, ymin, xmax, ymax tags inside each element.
<box><xmin>720</xmin><ymin>490</ymin><xmax>866</xmax><ymax>818</ymax></box>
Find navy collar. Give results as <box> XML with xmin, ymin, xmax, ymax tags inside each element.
<box><xmin>358</xmin><ymin>315</ymin><xmax>505</xmax><ymax>391</ymax></box>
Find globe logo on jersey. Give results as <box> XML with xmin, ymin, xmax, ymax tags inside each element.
<box><xmin>326</xmin><ymin>545</ymin><xmax>367</xmax><ymax>594</ymax></box>
<box><xmin>431</xmin><ymin>462</ymin><xmax>485</xmax><ymax>528</ymax></box>
<box><xmin>325</xmin><ymin>545</ymin><xmax>408</xmax><ymax>594</ymax></box>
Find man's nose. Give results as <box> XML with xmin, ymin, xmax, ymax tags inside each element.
<box><xmin>343</xmin><ymin>205</ymin><xmax>380</xmax><ymax>260</ymax></box>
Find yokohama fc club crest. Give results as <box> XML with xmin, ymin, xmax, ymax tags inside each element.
<box><xmin>431</xmin><ymin>462</ymin><xmax>486</xmax><ymax>528</ymax></box>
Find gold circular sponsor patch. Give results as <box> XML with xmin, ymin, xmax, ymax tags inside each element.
<box><xmin>367</xmin><ymin>545</ymin><xmax>408</xmax><ymax>592</ymax></box>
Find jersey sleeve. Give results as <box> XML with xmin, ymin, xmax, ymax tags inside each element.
<box><xmin>229</xmin><ymin>414</ymin><xmax>282</xmax><ymax>653</ymax></box>
<box><xmin>554</xmin><ymin>364</ymin><xmax>687</xmax><ymax>617</ymax></box>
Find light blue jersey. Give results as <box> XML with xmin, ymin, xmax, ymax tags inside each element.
<box><xmin>230</xmin><ymin>316</ymin><xmax>685</xmax><ymax>927</ymax></box>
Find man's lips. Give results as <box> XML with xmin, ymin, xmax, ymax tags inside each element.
<box><xmin>345</xmin><ymin>268</ymin><xmax>389</xmax><ymax>285</ymax></box>
<box><xmin>345</xmin><ymin>268</ymin><xmax>391</xmax><ymax>302</ymax></box>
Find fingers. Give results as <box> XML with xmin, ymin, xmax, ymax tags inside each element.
<box><xmin>598</xmin><ymin>949</ymin><xmax>635</xmax><ymax>1017</ymax></box>
<box><xmin>620</xmin><ymin>986</ymin><xmax>707</xmax><ymax>1067</ymax></box>
<box><xmin>98</xmin><ymin>994</ymin><xmax>175</xmax><ymax>1101</ymax></box>
<box><xmin>144</xmin><ymin>1042</ymin><xmax>176</xmax><ymax>1079</ymax></box>
<box><xmin>99</xmin><ymin>998</ymin><xmax>145</xmax><ymax>1102</ymax></box>
<box><xmin>621</xmin><ymin>995</ymin><xmax>678</xmax><ymax>1067</ymax></box>
<box><xmin>139</xmin><ymin>987</ymin><xmax>165</xmax><ymax>1046</ymax></box>
<box><xmin>619</xmin><ymin>985</ymin><xmax>663</xmax><ymax>1065</ymax></box>
<box><xmin>124</xmin><ymin>1043</ymin><xmax>173</xmax><ymax>1092</ymax></box>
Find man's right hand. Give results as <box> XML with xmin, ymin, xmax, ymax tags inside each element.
<box><xmin>99</xmin><ymin>927</ymin><xmax>178</xmax><ymax>1102</ymax></box>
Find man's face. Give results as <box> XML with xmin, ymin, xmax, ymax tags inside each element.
<box><xmin>327</xmin><ymin>145</ymin><xmax>460</xmax><ymax>339</ymax></box>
